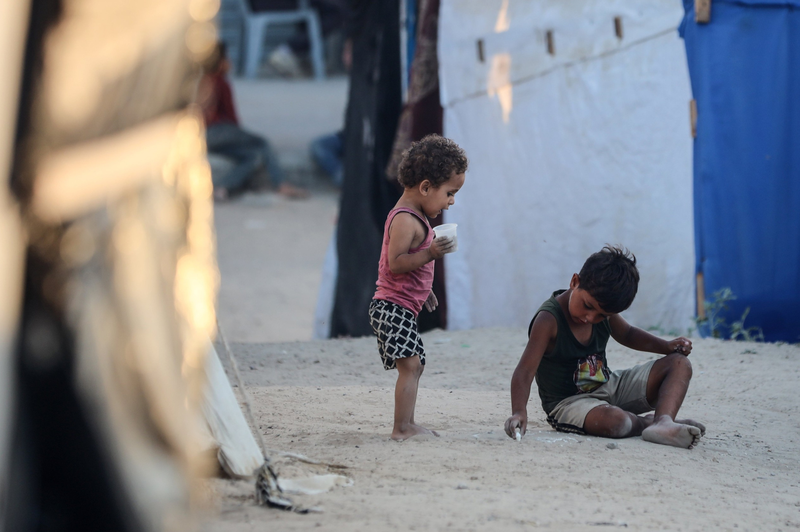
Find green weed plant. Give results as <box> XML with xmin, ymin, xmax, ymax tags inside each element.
<box><xmin>694</xmin><ymin>287</ymin><xmax>764</xmax><ymax>341</ymax></box>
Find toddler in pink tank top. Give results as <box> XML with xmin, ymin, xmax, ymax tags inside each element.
<box><xmin>368</xmin><ymin>134</ymin><xmax>468</xmax><ymax>441</ymax></box>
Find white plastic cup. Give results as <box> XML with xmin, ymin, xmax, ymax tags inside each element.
<box><xmin>433</xmin><ymin>223</ymin><xmax>458</xmax><ymax>253</ymax></box>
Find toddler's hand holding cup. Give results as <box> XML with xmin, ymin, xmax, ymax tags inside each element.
<box><xmin>432</xmin><ymin>223</ymin><xmax>458</xmax><ymax>257</ymax></box>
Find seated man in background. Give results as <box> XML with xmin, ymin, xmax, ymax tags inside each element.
<box><xmin>198</xmin><ymin>42</ymin><xmax>307</xmax><ymax>200</ymax></box>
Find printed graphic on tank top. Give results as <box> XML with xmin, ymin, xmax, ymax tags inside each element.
<box><xmin>573</xmin><ymin>353</ymin><xmax>610</xmax><ymax>393</ymax></box>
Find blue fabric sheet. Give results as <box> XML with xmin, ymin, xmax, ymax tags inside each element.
<box><xmin>680</xmin><ymin>0</ymin><xmax>800</xmax><ymax>342</ymax></box>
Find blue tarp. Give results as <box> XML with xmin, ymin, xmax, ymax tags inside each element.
<box><xmin>680</xmin><ymin>0</ymin><xmax>800</xmax><ymax>342</ymax></box>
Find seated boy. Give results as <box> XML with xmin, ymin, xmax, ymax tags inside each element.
<box><xmin>504</xmin><ymin>246</ymin><xmax>705</xmax><ymax>449</ymax></box>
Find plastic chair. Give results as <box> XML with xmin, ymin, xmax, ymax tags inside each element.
<box><xmin>237</xmin><ymin>0</ymin><xmax>325</xmax><ymax>80</ymax></box>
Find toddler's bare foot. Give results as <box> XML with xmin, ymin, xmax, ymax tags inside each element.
<box><xmin>642</xmin><ymin>416</ymin><xmax>702</xmax><ymax>449</ymax></box>
<box><xmin>391</xmin><ymin>424</ymin><xmax>439</xmax><ymax>441</ymax></box>
<box><xmin>641</xmin><ymin>414</ymin><xmax>706</xmax><ymax>436</ymax></box>
<box><xmin>407</xmin><ymin>425</ymin><xmax>440</xmax><ymax>440</ymax></box>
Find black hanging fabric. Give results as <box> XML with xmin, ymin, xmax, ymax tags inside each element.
<box><xmin>331</xmin><ymin>0</ymin><xmax>403</xmax><ymax>337</ymax></box>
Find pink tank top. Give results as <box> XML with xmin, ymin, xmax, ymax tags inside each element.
<box><xmin>374</xmin><ymin>207</ymin><xmax>435</xmax><ymax>316</ymax></box>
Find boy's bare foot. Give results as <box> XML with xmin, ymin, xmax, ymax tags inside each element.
<box><xmin>642</xmin><ymin>416</ymin><xmax>702</xmax><ymax>449</ymax></box>
<box><xmin>642</xmin><ymin>414</ymin><xmax>706</xmax><ymax>436</ymax></box>
<box><xmin>391</xmin><ymin>424</ymin><xmax>440</xmax><ymax>441</ymax></box>
<box><xmin>676</xmin><ymin>418</ymin><xmax>706</xmax><ymax>436</ymax></box>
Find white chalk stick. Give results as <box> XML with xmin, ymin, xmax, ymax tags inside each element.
<box><xmin>515</xmin><ymin>428</ymin><xmax>521</xmax><ymax>442</ymax></box>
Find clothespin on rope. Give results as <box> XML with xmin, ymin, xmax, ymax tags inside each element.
<box><xmin>695</xmin><ymin>0</ymin><xmax>711</xmax><ymax>24</ymax></box>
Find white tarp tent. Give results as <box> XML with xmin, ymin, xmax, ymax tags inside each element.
<box><xmin>439</xmin><ymin>0</ymin><xmax>695</xmax><ymax>334</ymax></box>
<box><xmin>201</xmin><ymin>341</ymin><xmax>264</xmax><ymax>478</ymax></box>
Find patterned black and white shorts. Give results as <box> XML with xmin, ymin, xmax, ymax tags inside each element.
<box><xmin>368</xmin><ymin>299</ymin><xmax>425</xmax><ymax>370</ymax></box>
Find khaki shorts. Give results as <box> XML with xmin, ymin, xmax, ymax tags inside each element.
<box><xmin>546</xmin><ymin>360</ymin><xmax>656</xmax><ymax>434</ymax></box>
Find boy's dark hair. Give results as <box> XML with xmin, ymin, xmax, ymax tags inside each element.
<box><xmin>578</xmin><ymin>245</ymin><xmax>640</xmax><ymax>314</ymax></box>
<box><xmin>397</xmin><ymin>134</ymin><xmax>468</xmax><ymax>188</ymax></box>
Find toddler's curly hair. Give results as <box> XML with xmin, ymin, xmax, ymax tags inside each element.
<box><xmin>397</xmin><ymin>134</ymin><xmax>468</xmax><ymax>188</ymax></box>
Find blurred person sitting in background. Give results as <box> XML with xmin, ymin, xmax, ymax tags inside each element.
<box><xmin>198</xmin><ymin>42</ymin><xmax>308</xmax><ymax>200</ymax></box>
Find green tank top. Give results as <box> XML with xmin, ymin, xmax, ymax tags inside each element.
<box><xmin>530</xmin><ymin>290</ymin><xmax>612</xmax><ymax>414</ymax></box>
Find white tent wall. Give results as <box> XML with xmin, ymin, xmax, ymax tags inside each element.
<box><xmin>439</xmin><ymin>0</ymin><xmax>695</xmax><ymax>334</ymax></box>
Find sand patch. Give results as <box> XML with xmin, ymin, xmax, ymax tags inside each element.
<box><xmin>200</xmin><ymin>329</ymin><xmax>800</xmax><ymax>531</ymax></box>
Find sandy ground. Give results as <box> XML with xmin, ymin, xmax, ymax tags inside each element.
<box><xmin>200</xmin><ymin>330</ymin><xmax>800</xmax><ymax>531</ymax></box>
<box><xmin>214</xmin><ymin>190</ymin><xmax>338</xmax><ymax>343</ymax></box>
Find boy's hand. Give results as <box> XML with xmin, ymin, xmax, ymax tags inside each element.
<box><xmin>424</xmin><ymin>290</ymin><xmax>438</xmax><ymax>312</ymax></box>
<box><xmin>504</xmin><ymin>413</ymin><xmax>527</xmax><ymax>439</ymax></box>
<box><xmin>668</xmin><ymin>337</ymin><xmax>692</xmax><ymax>355</ymax></box>
<box><xmin>429</xmin><ymin>236</ymin><xmax>455</xmax><ymax>260</ymax></box>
